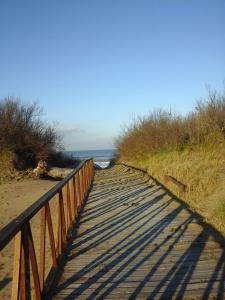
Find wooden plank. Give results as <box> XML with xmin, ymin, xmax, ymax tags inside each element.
<box><xmin>59</xmin><ymin>270</ymin><xmax>224</xmax><ymax>282</ymax></box>
<box><xmin>53</xmin><ymin>281</ymin><xmax>224</xmax><ymax>296</ymax></box>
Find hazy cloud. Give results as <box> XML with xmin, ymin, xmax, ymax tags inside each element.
<box><xmin>57</xmin><ymin>123</ymin><xmax>114</xmax><ymax>150</ymax></box>
<box><xmin>57</xmin><ymin>125</ymin><xmax>85</xmax><ymax>135</ymax></box>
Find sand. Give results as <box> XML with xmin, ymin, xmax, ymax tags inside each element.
<box><xmin>0</xmin><ymin>178</ymin><xmax>58</xmax><ymax>299</ymax></box>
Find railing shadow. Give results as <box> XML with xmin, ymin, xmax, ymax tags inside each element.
<box><xmin>53</xmin><ymin>165</ymin><xmax>225</xmax><ymax>299</ymax></box>
<box><xmin>0</xmin><ymin>277</ymin><xmax>11</xmax><ymax>290</ymax></box>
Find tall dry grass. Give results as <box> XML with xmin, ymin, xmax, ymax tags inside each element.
<box><xmin>116</xmin><ymin>89</ymin><xmax>225</xmax><ymax>236</ymax></box>
<box><xmin>116</xmin><ymin>89</ymin><xmax>225</xmax><ymax>161</ymax></box>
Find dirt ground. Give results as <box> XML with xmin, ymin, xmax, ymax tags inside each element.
<box><xmin>0</xmin><ymin>179</ymin><xmax>58</xmax><ymax>299</ymax></box>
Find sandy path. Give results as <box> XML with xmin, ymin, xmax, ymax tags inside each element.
<box><xmin>0</xmin><ymin>179</ymin><xmax>58</xmax><ymax>299</ymax></box>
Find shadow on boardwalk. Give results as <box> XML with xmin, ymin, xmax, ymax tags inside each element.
<box><xmin>53</xmin><ymin>165</ymin><xmax>225</xmax><ymax>299</ymax></box>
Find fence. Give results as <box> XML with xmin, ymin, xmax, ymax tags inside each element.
<box><xmin>0</xmin><ymin>159</ymin><xmax>94</xmax><ymax>299</ymax></box>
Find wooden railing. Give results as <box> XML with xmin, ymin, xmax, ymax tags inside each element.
<box><xmin>0</xmin><ymin>159</ymin><xmax>94</xmax><ymax>299</ymax></box>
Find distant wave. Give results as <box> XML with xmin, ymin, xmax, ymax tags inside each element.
<box><xmin>64</xmin><ymin>149</ymin><xmax>116</xmax><ymax>168</ymax></box>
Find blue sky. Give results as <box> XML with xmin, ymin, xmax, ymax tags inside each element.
<box><xmin>0</xmin><ymin>1</ymin><xmax>225</xmax><ymax>150</ymax></box>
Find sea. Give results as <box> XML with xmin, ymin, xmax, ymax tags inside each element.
<box><xmin>65</xmin><ymin>149</ymin><xmax>116</xmax><ymax>168</ymax></box>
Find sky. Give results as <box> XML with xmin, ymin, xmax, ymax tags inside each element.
<box><xmin>0</xmin><ymin>1</ymin><xmax>225</xmax><ymax>150</ymax></box>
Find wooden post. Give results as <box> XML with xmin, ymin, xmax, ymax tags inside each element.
<box><xmin>26</xmin><ymin>222</ymin><xmax>41</xmax><ymax>300</ymax></box>
<box><xmin>66</xmin><ymin>183</ymin><xmax>73</xmax><ymax>229</ymax></box>
<box><xmin>40</xmin><ymin>206</ymin><xmax>47</xmax><ymax>291</ymax></box>
<box><xmin>81</xmin><ymin>167</ymin><xmax>85</xmax><ymax>203</ymax></box>
<box><xmin>69</xmin><ymin>179</ymin><xmax>75</xmax><ymax>222</ymax></box>
<box><xmin>73</xmin><ymin>175</ymin><xmax>78</xmax><ymax>220</ymax></box>
<box><xmin>46</xmin><ymin>203</ymin><xmax>57</xmax><ymax>268</ymax></box>
<box><xmin>78</xmin><ymin>170</ymin><xmax>83</xmax><ymax>209</ymax></box>
<box><xmin>75</xmin><ymin>174</ymin><xmax>81</xmax><ymax>213</ymax></box>
<box><xmin>59</xmin><ymin>191</ymin><xmax>66</xmax><ymax>244</ymax></box>
<box><xmin>56</xmin><ymin>192</ymin><xmax>62</xmax><ymax>258</ymax></box>
<box><xmin>11</xmin><ymin>232</ymin><xmax>22</xmax><ymax>300</ymax></box>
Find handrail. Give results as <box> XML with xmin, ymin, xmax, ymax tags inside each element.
<box><xmin>0</xmin><ymin>158</ymin><xmax>94</xmax><ymax>299</ymax></box>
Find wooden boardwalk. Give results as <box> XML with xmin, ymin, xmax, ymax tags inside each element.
<box><xmin>52</xmin><ymin>165</ymin><xmax>225</xmax><ymax>299</ymax></box>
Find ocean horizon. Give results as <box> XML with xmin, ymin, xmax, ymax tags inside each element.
<box><xmin>65</xmin><ymin>149</ymin><xmax>116</xmax><ymax>168</ymax></box>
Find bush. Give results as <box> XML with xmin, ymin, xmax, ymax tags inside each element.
<box><xmin>0</xmin><ymin>97</ymin><xmax>60</xmax><ymax>169</ymax></box>
<box><xmin>116</xmin><ymin>89</ymin><xmax>225</xmax><ymax>161</ymax></box>
<box><xmin>48</xmin><ymin>151</ymin><xmax>80</xmax><ymax>168</ymax></box>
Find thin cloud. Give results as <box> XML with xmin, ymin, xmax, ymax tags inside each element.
<box><xmin>57</xmin><ymin>126</ymin><xmax>85</xmax><ymax>135</ymax></box>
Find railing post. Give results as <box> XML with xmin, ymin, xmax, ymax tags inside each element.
<box><xmin>72</xmin><ymin>177</ymin><xmax>77</xmax><ymax>218</ymax></box>
<box><xmin>66</xmin><ymin>183</ymin><xmax>73</xmax><ymax>229</ymax></box>
<box><xmin>45</xmin><ymin>203</ymin><xmax>57</xmax><ymax>268</ymax></box>
<box><xmin>84</xmin><ymin>163</ymin><xmax>87</xmax><ymax>193</ymax></box>
<box><xmin>70</xmin><ymin>179</ymin><xmax>75</xmax><ymax>223</ymax></box>
<box><xmin>26</xmin><ymin>223</ymin><xmax>41</xmax><ymax>300</ymax></box>
<box><xmin>56</xmin><ymin>192</ymin><xmax>62</xmax><ymax>258</ymax></box>
<box><xmin>57</xmin><ymin>190</ymin><xmax>66</xmax><ymax>257</ymax></box>
<box><xmin>79</xmin><ymin>170</ymin><xmax>83</xmax><ymax>207</ymax></box>
<box><xmin>86</xmin><ymin>161</ymin><xmax>89</xmax><ymax>186</ymax></box>
<box><xmin>74</xmin><ymin>176</ymin><xmax>79</xmax><ymax>217</ymax></box>
<box><xmin>11</xmin><ymin>231</ymin><xmax>22</xmax><ymax>300</ymax></box>
<box><xmin>83</xmin><ymin>167</ymin><xmax>85</xmax><ymax>201</ymax></box>
<box><xmin>40</xmin><ymin>206</ymin><xmax>47</xmax><ymax>291</ymax></box>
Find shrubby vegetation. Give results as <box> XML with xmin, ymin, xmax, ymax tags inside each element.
<box><xmin>116</xmin><ymin>89</ymin><xmax>225</xmax><ymax>161</ymax></box>
<box><xmin>0</xmin><ymin>97</ymin><xmax>60</xmax><ymax>170</ymax></box>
